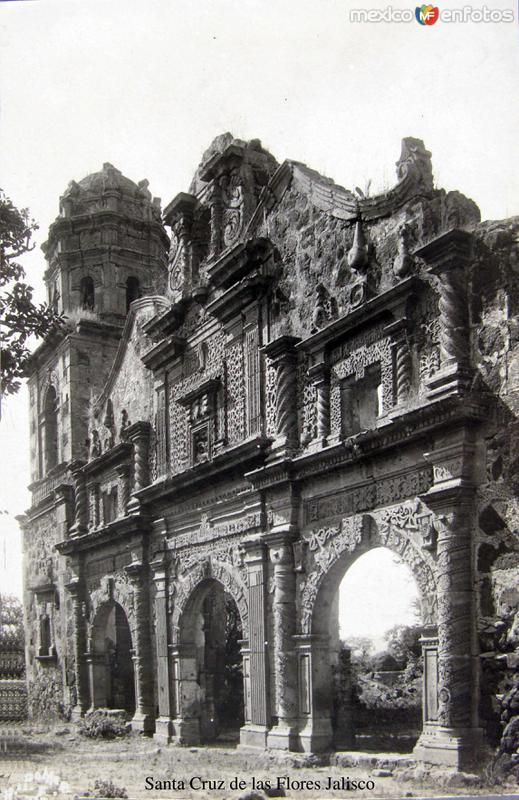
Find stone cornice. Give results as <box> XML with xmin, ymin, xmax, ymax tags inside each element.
<box><xmin>56</xmin><ymin>513</ymin><xmax>150</xmax><ymax>555</ymax></box>
<box><xmin>135</xmin><ymin>435</ymin><xmax>271</xmax><ymax>504</ymax></box>
<box><xmin>82</xmin><ymin>441</ymin><xmax>133</xmax><ymax>477</ymax></box>
<box><xmin>206</xmin><ymin>237</ymin><xmax>273</xmax><ymax>292</ymax></box>
<box><xmin>414</xmin><ymin>228</ymin><xmax>473</xmax><ymax>269</ymax></box>
<box><xmin>297</xmin><ymin>276</ymin><xmax>423</xmax><ymax>356</ymax></box>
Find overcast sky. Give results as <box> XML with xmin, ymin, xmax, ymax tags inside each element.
<box><xmin>1</xmin><ymin>0</ymin><xmax>518</xmax><ymax>637</ymax></box>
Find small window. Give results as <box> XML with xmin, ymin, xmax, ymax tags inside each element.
<box><xmin>39</xmin><ymin>614</ymin><xmax>51</xmax><ymax>656</ymax></box>
<box><xmin>126</xmin><ymin>276</ymin><xmax>140</xmax><ymax>311</ymax></box>
<box><xmin>80</xmin><ymin>276</ymin><xmax>95</xmax><ymax>310</ymax></box>
<box><xmin>341</xmin><ymin>365</ymin><xmax>383</xmax><ymax>438</ymax></box>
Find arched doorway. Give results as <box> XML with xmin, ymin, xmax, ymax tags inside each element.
<box><xmin>337</xmin><ymin>547</ymin><xmax>423</xmax><ymax>752</ymax></box>
<box><xmin>88</xmin><ymin>601</ymin><xmax>135</xmax><ymax>714</ymax></box>
<box><xmin>177</xmin><ymin>579</ymin><xmax>244</xmax><ymax>743</ymax></box>
<box><xmin>300</xmin><ymin>513</ymin><xmax>435</xmax><ymax>754</ymax></box>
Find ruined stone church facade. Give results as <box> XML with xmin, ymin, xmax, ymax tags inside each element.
<box><xmin>20</xmin><ymin>134</ymin><xmax>519</xmax><ymax>768</ymax></box>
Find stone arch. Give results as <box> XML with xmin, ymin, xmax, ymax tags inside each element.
<box><xmin>88</xmin><ymin>598</ymin><xmax>135</xmax><ymax>714</ymax></box>
<box><xmin>301</xmin><ymin>503</ymin><xmax>437</xmax><ymax>636</ymax></box>
<box><xmin>296</xmin><ymin>501</ymin><xmax>438</xmax><ymax>754</ymax></box>
<box><xmin>171</xmin><ymin>558</ymin><xmax>248</xmax><ymax>645</ymax></box>
<box><xmin>88</xmin><ymin>572</ymin><xmax>136</xmax><ymax>644</ymax></box>
<box><xmin>170</xmin><ymin>559</ymin><xmax>248</xmax><ymax>744</ymax></box>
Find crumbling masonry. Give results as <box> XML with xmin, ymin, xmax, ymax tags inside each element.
<box><xmin>20</xmin><ymin>134</ymin><xmax>519</xmax><ymax>768</ymax></box>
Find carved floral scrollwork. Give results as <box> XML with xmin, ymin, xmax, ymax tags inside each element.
<box><xmin>170</xmin><ymin>555</ymin><xmax>249</xmax><ymax>644</ymax></box>
<box><xmin>299</xmin><ymin>501</ymin><xmax>438</xmax><ymax>634</ymax></box>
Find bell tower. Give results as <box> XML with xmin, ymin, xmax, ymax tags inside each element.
<box><xmin>27</xmin><ymin>164</ymin><xmax>169</xmax><ymax>484</ymax></box>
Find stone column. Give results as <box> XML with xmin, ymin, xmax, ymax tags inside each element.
<box><xmin>262</xmin><ymin>336</ymin><xmax>301</xmax><ymax>459</ymax></box>
<box><xmin>54</xmin><ymin>484</ymin><xmax>74</xmax><ymax>541</ymax></box>
<box><xmin>208</xmin><ymin>180</ymin><xmax>223</xmax><ymax>259</ymax></box>
<box><xmin>163</xmin><ymin>193</ymin><xmax>197</xmax><ymax>293</ymax></box>
<box><xmin>307</xmin><ymin>362</ymin><xmax>330</xmax><ymax>449</ymax></box>
<box><xmin>69</xmin><ymin>460</ymin><xmax>87</xmax><ymax>536</ymax></box>
<box><xmin>169</xmin><ymin>643</ymin><xmax>201</xmax><ymax>745</ymax></box>
<box><xmin>266</xmin><ymin>526</ymin><xmax>298</xmax><ymax>749</ymax></box>
<box><xmin>115</xmin><ymin>464</ymin><xmax>131</xmax><ymax>518</ymax></box>
<box><xmin>416</xmin><ymin>430</ymin><xmax>483</xmax><ymax>769</ymax></box>
<box><xmin>85</xmin><ymin>651</ymin><xmax>108</xmax><ymax>710</ymax></box>
<box><xmin>294</xmin><ymin>634</ymin><xmax>334</xmax><ymax>752</ymax></box>
<box><xmin>126</xmin><ymin>421</ymin><xmax>151</xmax><ymax>514</ymax></box>
<box><xmin>415</xmin><ymin>230</ymin><xmax>472</xmax><ymax>399</ymax></box>
<box><xmin>67</xmin><ymin>577</ymin><xmax>89</xmax><ymax>719</ymax></box>
<box><xmin>151</xmin><ymin>551</ymin><xmax>174</xmax><ymax>744</ymax></box>
<box><xmin>125</xmin><ymin>560</ymin><xmax>154</xmax><ymax>733</ymax></box>
<box><xmin>240</xmin><ymin>538</ymin><xmax>270</xmax><ymax>748</ymax></box>
<box><xmin>385</xmin><ymin>319</ymin><xmax>412</xmax><ymax>406</ymax></box>
<box><xmin>419</xmin><ymin>625</ymin><xmax>440</xmax><ymax>728</ymax></box>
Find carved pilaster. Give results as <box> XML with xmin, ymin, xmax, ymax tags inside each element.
<box><xmin>294</xmin><ymin>634</ymin><xmax>334</xmax><ymax>753</ymax></box>
<box><xmin>385</xmin><ymin>319</ymin><xmax>412</xmax><ymax>406</ymax></box>
<box><xmin>67</xmin><ymin>576</ymin><xmax>89</xmax><ymax>718</ymax></box>
<box><xmin>266</xmin><ymin>526</ymin><xmax>298</xmax><ymax>749</ymax></box>
<box><xmin>262</xmin><ymin>336</ymin><xmax>301</xmax><ymax>458</ymax></box>
<box><xmin>416</xmin><ymin>429</ymin><xmax>483</xmax><ymax>769</ymax></box>
<box><xmin>151</xmin><ymin>548</ymin><xmax>174</xmax><ymax>745</ymax></box>
<box><xmin>239</xmin><ymin>537</ymin><xmax>270</xmax><ymax>748</ymax></box>
<box><xmin>125</xmin><ymin>560</ymin><xmax>154</xmax><ymax>733</ymax></box>
<box><xmin>307</xmin><ymin>362</ymin><xmax>330</xmax><ymax>448</ymax></box>
<box><xmin>54</xmin><ymin>483</ymin><xmax>74</xmax><ymax>541</ymax></box>
<box><xmin>126</xmin><ymin>421</ymin><xmax>151</xmax><ymax>513</ymax></box>
<box><xmin>208</xmin><ymin>181</ymin><xmax>223</xmax><ymax>259</ymax></box>
<box><xmin>415</xmin><ymin>230</ymin><xmax>472</xmax><ymax>400</ymax></box>
<box><xmin>115</xmin><ymin>464</ymin><xmax>130</xmax><ymax>518</ymax></box>
<box><xmin>69</xmin><ymin>460</ymin><xmax>87</xmax><ymax>536</ymax></box>
<box><xmin>163</xmin><ymin>193</ymin><xmax>198</xmax><ymax>295</ymax></box>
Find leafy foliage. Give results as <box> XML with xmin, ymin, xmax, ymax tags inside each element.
<box><xmin>0</xmin><ymin>188</ymin><xmax>65</xmax><ymax>396</ymax></box>
<box><xmin>384</xmin><ymin>623</ymin><xmax>422</xmax><ymax>666</ymax></box>
<box><xmin>0</xmin><ymin>593</ymin><xmax>24</xmax><ymax>649</ymax></box>
<box><xmin>78</xmin><ymin>710</ymin><xmax>130</xmax><ymax>739</ymax></box>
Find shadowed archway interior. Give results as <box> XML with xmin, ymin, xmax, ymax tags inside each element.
<box><xmin>314</xmin><ymin>544</ymin><xmax>424</xmax><ymax>753</ymax></box>
<box><xmin>179</xmin><ymin>578</ymin><xmax>244</xmax><ymax>742</ymax></box>
<box><xmin>90</xmin><ymin>601</ymin><xmax>135</xmax><ymax>714</ymax></box>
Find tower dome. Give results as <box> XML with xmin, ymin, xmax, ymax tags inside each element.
<box><xmin>42</xmin><ymin>163</ymin><xmax>169</xmax><ymax>322</ymax></box>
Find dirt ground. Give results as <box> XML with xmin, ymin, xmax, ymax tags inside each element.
<box><xmin>0</xmin><ymin>723</ymin><xmax>516</xmax><ymax>800</ymax></box>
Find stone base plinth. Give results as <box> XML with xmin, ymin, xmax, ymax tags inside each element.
<box><xmin>239</xmin><ymin>724</ymin><xmax>269</xmax><ymax>749</ymax></box>
<box><xmin>153</xmin><ymin>716</ymin><xmax>175</xmax><ymax>745</ymax></box>
<box><xmin>267</xmin><ymin>723</ymin><xmax>299</xmax><ymax>751</ymax></box>
<box><xmin>131</xmin><ymin>710</ymin><xmax>155</xmax><ymax>734</ymax></box>
<box><xmin>413</xmin><ymin>725</ymin><xmax>483</xmax><ymax>770</ymax></box>
<box><xmin>171</xmin><ymin>717</ymin><xmax>200</xmax><ymax>745</ymax></box>
<box><xmin>426</xmin><ymin>363</ymin><xmax>471</xmax><ymax>401</ymax></box>
<box><xmin>297</xmin><ymin>718</ymin><xmax>333</xmax><ymax>753</ymax></box>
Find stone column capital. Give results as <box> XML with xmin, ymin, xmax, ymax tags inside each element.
<box><xmin>307</xmin><ymin>361</ymin><xmax>330</xmax><ymax>383</ymax></box>
<box><xmin>69</xmin><ymin>459</ymin><xmax>86</xmax><ymax>476</ymax></box>
<box><xmin>114</xmin><ymin>462</ymin><xmax>131</xmax><ymax>478</ymax></box>
<box><xmin>124</xmin><ymin>560</ymin><xmax>146</xmax><ymax>582</ymax></box>
<box><xmin>262</xmin><ymin>335</ymin><xmax>301</xmax><ymax>363</ymax></box>
<box><xmin>414</xmin><ymin>228</ymin><xmax>472</xmax><ymax>273</ymax></box>
<box><xmin>125</xmin><ymin>420</ymin><xmax>152</xmax><ymax>444</ymax></box>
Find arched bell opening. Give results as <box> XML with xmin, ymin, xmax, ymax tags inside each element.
<box><xmin>125</xmin><ymin>276</ymin><xmax>141</xmax><ymax>311</ymax></box>
<box><xmin>176</xmin><ymin>578</ymin><xmax>244</xmax><ymax>744</ymax></box>
<box><xmin>43</xmin><ymin>385</ymin><xmax>59</xmax><ymax>473</ymax></box>
<box><xmin>88</xmin><ymin>601</ymin><xmax>135</xmax><ymax>715</ymax></box>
